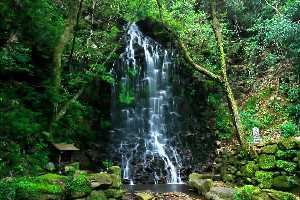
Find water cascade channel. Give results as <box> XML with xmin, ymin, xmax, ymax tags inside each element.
<box><xmin>111</xmin><ymin>23</ymin><xmax>183</xmax><ymax>185</ymax></box>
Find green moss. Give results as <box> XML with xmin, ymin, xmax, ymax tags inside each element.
<box><xmin>273</xmin><ymin>175</ymin><xmax>297</xmax><ymax>190</ymax></box>
<box><xmin>66</xmin><ymin>173</ymin><xmax>91</xmax><ymax>195</ymax></box>
<box><xmin>258</xmin><ymin>154</ymin><xmax>276</xmax><ymax>169</ymax></box>
<box><xmin>87</xmin><ymin>191</ymin><xmax>107</xmax><ymax>200</ymax></box>
<box><xmin>110</xmin><ymin>174</ymin><xmax>122</xmax><ymax>189</ymax></box>
<box><xmin>104</xmin><ymin>189</ymin><xmax>123</xmax><ymax>199</ymax></box>
<box><xmin>223</xmin><ymin>174</ymin><xmax>235</xmax><ymax>182</ymax></box>
<box><xmin>0</xmin><ymin>179</ymin><xmax>16</xmax><ymax>200</ymax></box>
<box><xmin>234</xmin><ymin>185</ymin><xmax>261</xmax><ymax>200</ymax></box>
<box><xmin>264</xmin><ymin>189</ymin><xmax>299</xmax><ymax>200</ymax></box>
<box><xmin>36</xmin><ymin>173</ymin><xmax>67</xmax><ymax>184</ymax></box>
<box><xmin>275</xmin><ymin>150</ymin><xmax>298</xmax><ymax>159</ymax></box>
<box><xmin>261</xmin><ymin>144</ymin><xmax>278</xmax><ymax>154</ymax></box>
<box><xmin>4</xmin><ymin>176</ymin><xmax>65</xmax><ymax>200</ymax></box>
<box><xmin>276</xmin><ymin>160</ymin><xmax>297</xmax><ymax>173</ymax></box>
<box><xmin>281</xmin><ymin>138</ymin><xmax>297</xmax><ymax>149</ymax></box>
<box><xmin>255</xmin><ymin>171</ymin><xmax>273</xmax><ymax>189</ymax></box>
<box><xmin>108</xmin><ymin>166</ymin><xmax>121</xmax><ymax>177</ymax></box>
<box><xmin>243</xmin><ymin>161</ymin><xmax>257</xmax><ymax>177</ymax></box>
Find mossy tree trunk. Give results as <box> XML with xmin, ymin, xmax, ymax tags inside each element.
<box><xmin>154</xmin><ymin>0</ymin><xmax>245</xmax><ymax>146</ymax></box>
<box><xmin>210</xmin><ymin>0</ymin><xmax>244</xmax><ymax>145</ymax></box>
<box><xmin>52</xmin><ymin>0</ymin><xmax>81</xmax><ymax>129</ymax></box>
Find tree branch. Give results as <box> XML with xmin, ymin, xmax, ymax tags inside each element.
<box><xmin>177</xmin><ymin>39</ymin><xmax>223</xmax><ymax>82</ymax></box>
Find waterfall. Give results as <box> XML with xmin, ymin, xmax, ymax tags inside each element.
<box><xmin>112</xmin><ymin>23</ymin><xmax>182</xmax><ymax>184</ymax></box>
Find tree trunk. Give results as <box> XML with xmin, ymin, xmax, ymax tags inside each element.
<box><xmin>52</xmin><ymin>0</ymin><xmax>80</xmax><ymax>128</ymax></box>
<box><xmin>68</xmin><ymin>0</ymin><xmax>84</xmax><ymax>68</ymax></box>
<box><xmin>210</xmin><ymin>0</ymin><xmax>244</xmax><ymax>145</ymax></box>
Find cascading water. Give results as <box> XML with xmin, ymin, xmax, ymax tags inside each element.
<box><xmin>111</xmin><ymin>23</ymin><xmax>183</xmax><ymax>184</ymax></box>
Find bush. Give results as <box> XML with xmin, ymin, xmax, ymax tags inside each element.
<box><xmin>280</xmin><ymin>121</ymin><xmax>298</xmax><ymax>137</ymax></box>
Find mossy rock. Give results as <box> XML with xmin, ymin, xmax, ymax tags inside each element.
<box><xmin>295</xmin><ymin>136</ymin><xmax>300</xmax><ymax>148</ymax></box>
<box><xmin>108</xmin><ymin>166</ymin><xmax>121</xmax><ymax>177</ymax></box>
<box><xmin>135</xmin><ymin>192</ymin><xmax>154</xmax><ymax>200</ymax></box>
<box><xmin>276</xmin><ymin>150</ymin><xmax>298</xmax><ymax>159</ymax></box>
<box><xmin>104</xmin><ymin>189</ymin><xmax>124</xmax><ymax>199</ymax></box>
<box><xmin>276</xmin><ymin>160</ymin><xmax>297</xmax><ymax>173</ymax></box>
<box><xmin>223</xmin><ymin>174</ymin><xmax>235</xmax><ymax>183</ymax></box>
<box><xmin>88</xmin><ymin>172</ymin><xmax>113</xmax><ymax>189</ymax></box>
<box><xmin>261</xmin><ymin>144</ymin><xmax>278</xmax><ymax>154</ymax></box>
<box><xmin>258</xmin><ymin>154</ymin><xmax>276</xmax><ymax>169</ymax></box>
<box><xmin>255</xmin><ymin>171</ymin><xmax>274</xmax><ymax>189</ymax></box>
<box><xmin>13</xmin><ymin>177</ymin><xmax>65</xmax><ymax>200</ymax></box>
<box><xmin>188</xmin><ymin>173</ymin><xmax>213</xmax><ymax>180</ymax></box>
<box><xmin>66</xmin><ymin>173</ymin><xmax>92</xmax><ymax>198</ymax></box>
<box><xmin>234</xmin><ymin>185</ymin><xmax>269</xmax><ymax>200</ymax></box>
<box><xmin>272</xmin><ymin>175</ymin><xmax>298</xmax><ymax>190</ymax></box>
<box><xmin>188</xmin><ymin>173</ymin><xmax>213</xmax><ymax>195</ymax></box>
<box><xmin>242</xmin><ymin>161</ymin><xmax>257</xmax><ymax>177</ymax></box>
<box><xmin>87</xmin><ymin>191</ymin><xmax>107</xmax><ymax>200</ymax></box>
<box><xmin>37</xmin><ymin>173</ymin><xmax>67</xmax><ymax>184</ymax></box>
<box><xmin>205</xmin><ymin>187</ymin><xmax>235</xmax><ymax>200</ymax></box>
<box><xmin>281</xmin><ymin>138</ymin><xmax>297</xmax><ymax>150</ymax></box>
<box><xmin>263</xmin><ymin>189</ymin><xmax>300</xmax><ymax>200</ymax></box>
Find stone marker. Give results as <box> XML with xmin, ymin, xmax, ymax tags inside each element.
<box><xmin>253</xmin><ymin>127</ymin><xmax>261</xmax><ymax>144</ymax></box>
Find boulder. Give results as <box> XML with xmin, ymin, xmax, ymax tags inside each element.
<box><xmin>281</xmin><ymin>138</ymin><xmax>297</xmax><ymax>149</ymax></box>
<box><xmin>87</xmin><ymin>190</ymin><xmax>107</xmax><ymax>200</ymax></box>
<box><xmin>134</xmin><ymin>192</ymin><xmax>154</xmax><ymax>200</ymax></box>
<box><xmin>255</xmin><ymin>171</ymin><xmax>274</xmax><ymax>189</ymax></box>
<box><xmin>234</xmin><ymin>185</ymin><xmax>268</xmax><ymax>200</ymax></box>
<box><xmin>108</xmin><ymin>166</ymin><xmax>121</xmax><ymax>177</ymax></box>
<box><xmin>242</xmin><ymin>161</ymin><xmax>257</xmax><ymax>177</ymax></box>
<box><xmin>88</xmin><ymin>172</ymin><xmax>113</xmax><ymax>189</ymax></box>
<box><xmin>261</xmin><ymin>144</ymin><xmax>278</xmax><ymax>154</ymax></box>
<box><xmin>205</xmin><ymin>187</ymin><xmax>235</xmax><ymax>200</ymax></box>
<box><xmin>275</xmin><ymin>150</ymin><xmax>298</xmax><ymax>159</ymax></box>
<box><xmin>188</xmin><ymin>173</ymin><xmax>213</xmax><ymax>195</ymax></box>
<box><xmin>104</xmin><ymin>189</ymin><xmax>124</xmax><ymax>199</ymax></box>
<box><xmin>272</xmin><ymin>175</ymin><xmax>297</xmax><ymax>190</ymax></box>
<box><xmin>258</xmin><ymin>154</ymin><xmax>276</xmax><ymax>169</ymax></box>
<box><xmin>263</xmin><ymin>189</ymin><xmax>300</xmax><ymax>200</ymax></box>
<box><xmin>275</xmin><ymin>160</ymin><xmax>297</xmax><ymax>173</ymax></box>
<box><xmin>223</xmin><ymin>174</ymin><xmax>235</xmax><ymax>183</ymax></box>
